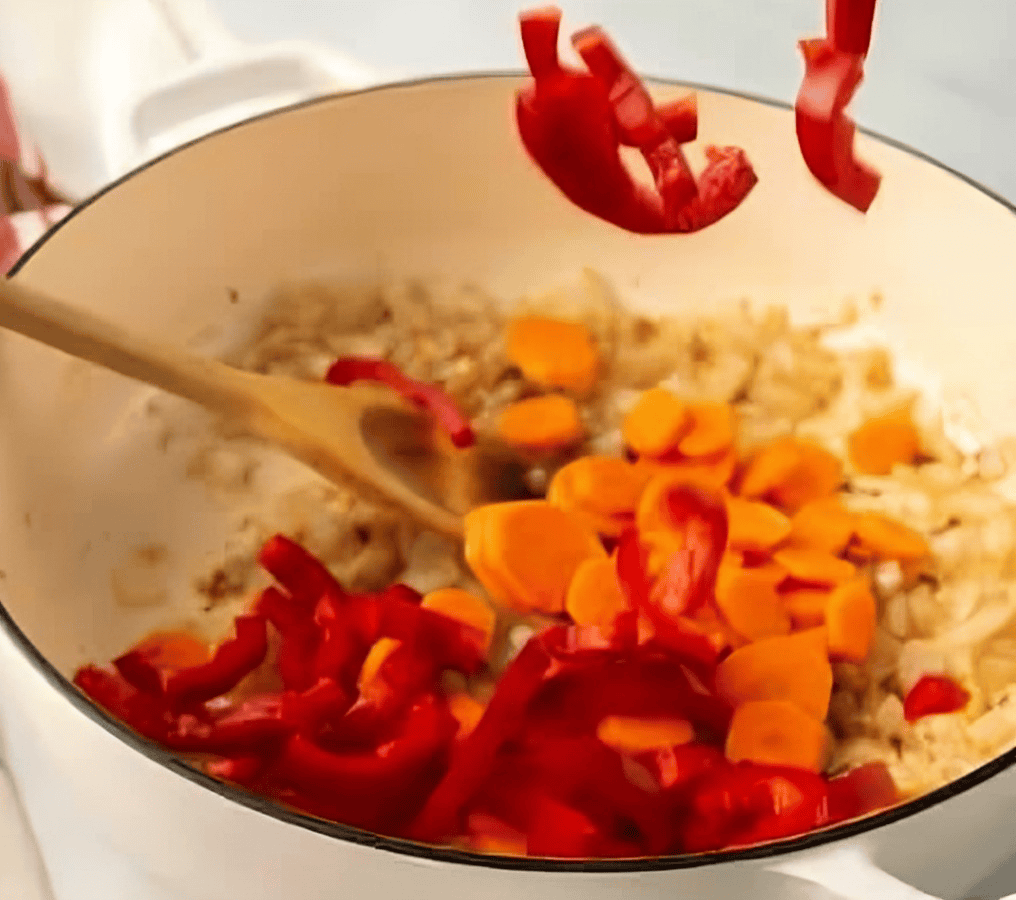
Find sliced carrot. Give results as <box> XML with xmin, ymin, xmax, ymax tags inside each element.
<box><xmin>133</xmin><ymin>630</ymin><xmax>210</xmax><ymax>672</ymax></box>
<box><xmin>636</xmin><ymin>470</ymin><xmax>729</xmax><ymax>534</ymax></box>
<box><xmin>716</xmin><ymin>634</ymin><xmax>834</xmax><ymax>719</ymax></box>
<box><xmin>724</xmin><ymin>700</ymin><xmax>828</xmax><ymax>772</ymax></box>
<box><xmin>596</xmin><ymin>715</ymin><xmax>695</xmax><ymax>753</ymax></box>
<box><xmin>464</xmin><ymin>506</ymin><xmax>521</xmax><ymax>608</ymax></box>
<box><xmin>568</xmin><ymin>456</ymin><xmax>654</xmax><ymax>516</ymax></box>
<box><xmin>468</xmin><ymin>501</ymin><xmax>606</xmax><ymax>615</ymax></box>
<box><xmin>787</xmin><ymin>625</ymin><xmax>829</xmax><ymax>657</ymax></box>
<box><xmin>421</xmin><ymin>588</ymin><xmax>497</xmax><ymax>654</ymax></box>
<box><xmin>678</xmin><ymin>401</ymin><xmax>736</xmax><ymax>458</ymax></box>
<box><xmin>565</xmin><ymin>556</ymin><xmax>629</xmax><ymax>629</ymax></box>
<box><xmin>739</xmin><ymin>437</ymin><xmax>843</xmax><ymax>511</ymax></box>
<box><xmin>357</xmin><ymin>637</ymin><xmax>401</xmax><ymax>693</ymax></box>
<box><xmin>853</xmin><ymin>513</ymin><xmax>928</xmax><ymax>562</ymax></box>
<box><xmin>496</xmin><ymin>394</ymin><xmax>584</xmax><ymax>450</ymax></box>
<box><xmin>787</xmin><ymin>496</ymin><xmax>857</xmax><ymax>554</ymax></box>
<box><xmin>825</xmin><ymin>579</ymin><xmax>878</xmax><ymax>663</ymax></box>
<box><xmin>448</xmin><ymin>692</ymin><xmax>487</xmax><ymax>738</ymax></box>
<box><xmin>622</xmin><ymin>388</ymin><xmax>692</xmax><ymax>458</ymax></box>
<box><xmin>714</xmin><ymin>565</ymin><xmax>792</xmax><ymax>642</ymax></box>
<box><xmin>505</xmin><ymin>314</ymin><xmax>600</xmax><ymax>396</ymax></box>
<box><xmin>641</xmin><ymin>448</ymin><xmax>739</xmax><ymax>490</ymax></box>
<box><xmin>547</xmin><ymin>456</ymin><xmax>652</xmax><ymax>537</ymax></box>
<box><xmin>848</xmin><ymin>409</ymin><xmax>921</xmax><ymax>475</ymax></box>
<box><xmin>772</xmin><ymin>547</ymin><xmax>856</xmax><ymax>585</ymax></box>
<box><xmin>726</xmin><ymin>497</ymin><xmax>793</xmax><ymax>552</ymax></box>
<box><xmin>781</xmin><ymin>588</ymin><xmax>831</xmax><ymax>629</ymax></box>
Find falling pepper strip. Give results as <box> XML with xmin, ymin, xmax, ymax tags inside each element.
<box><xmin>515</xmin><ymin>7</ymin><xmax>757</xmax><ymax>235</ymax></box>
<box><xmin>795</xmin><ymin>0</ymin><xmax>881</xmax><ymax>212</ymax></box>
<box><xmin>325</xmin><ymin>356</ymin><xmax>475</xmax><ymax>448</ymax></box>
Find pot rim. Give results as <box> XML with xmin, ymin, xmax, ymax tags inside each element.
<box><xmin>5</xmin><ymin>70</ymin><xmax>1016</xmax><ymax>873</ymax></box>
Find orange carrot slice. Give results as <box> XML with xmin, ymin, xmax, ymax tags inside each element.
<box><xmin>133</xmin><ymin>630</ymin><xmax>210</xmax><ymax>672</ymax></box>
<box><xmin>422</xmin><ymin>588</ymin><xmax>497</xmax><ymax>654</ymax></box>
<box><xmin>565</xmin><ymin>556</ymin><xmax>629</xmax><ymax>629</ymax></box>
<box><xmin>714</xmin><ymin>565</ymin><xmax>792</xmax><ymax>642</ymax></box>
<box><xmin>788</xmin><ymin>625</ymin><xmax>830</xmax><ymax>657</ymax></box>
<box><xmin>496</xmin><ymin>394</ymin><xmax>584</xmax><ymax>450</ymax></box>
<box><xmin>468</xmin><ymin>501</ymin><xmax>606</xmax><ymax>614</ymax></box>
<box><xmin>781</xmin><ymin>588</ymin><xmax>831</xmax><ymax>629</ymax></box>
<box><xmin>848</xmin><ymin>409</ymin><xmax>921</xmax><ymax>475</ymax></box>
<box><xmin>716</xmin><ymin>634</ymin><xmax>834</xmax><ymax>719</ymax></box>
<box><xmin>772</xmin><ymin>547</ymin><xmax>856</xmax><ymax>585</ymax></box>
<box><xmin>725</xmin><ymin>700</ymin><xmax>828</xmax><ymax>772</ymax></box>
<box><xmin>357</xmin><ymin>637</ymin><xmax>401</xmax><ymax>693</ymax></box>
<box><xmin>853</xmin><ymin>513</ymin><xmax>928</xmax><ymax>562</ymax></box>
<box><xmin>678</xmin><ymin>402</ymin><xmax>736</xmax><ymax>458</ymax></box>
<box><xmin>622</xmin><ymin>388</ymin><xmax>691</xmax><ymax>458</ymax></box>
<box><xmin>740</xmin><ymin>437</ymin><xmax>843</xmax><ymax>511</ymax></box>
<box><xmin>548</xmin><ymin>456</ymin><xmax>652</xmax><ymax>537</ymax></box>
<box><xmin>787</xmin><ymin>496</ymin><xmax>857</xmax><ymax>554</ymax></box>
<box><xmin>726</xmin><ymin>497</ymin><xmax>793</xmax><ymax>551</ymax></box>
<box><xmin>448</xmin><ymin>692</ymin><xmax>487</xmax><ymax>738</ymax></box>
<box><xmin>464</xmin><ymin>506</ymin><xmax>521</xmax><ymax>607</ymax></box>
<box><xmin>825</xmin><ymin>579</ymin><xmax>877</xmax><ymax>663</ymax></box>
<box><xmin>596</xmin><ymin>715</ymin><xmax>695</xmax><ymax>753</ymax></box>
<box><xmin>505</xmin><ymin>315</ymin><xmax>600</xmax><ymax>396</ymax></box>
<box><xmin>640</xmin><ymin>448</ymin><xmax>739</xmax><ymax>490</ymax></box>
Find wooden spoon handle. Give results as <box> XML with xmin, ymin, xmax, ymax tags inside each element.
<box><xmin>0</xmin><ymin>277</ymin><xmax>253</xmax><ymax>413</ymax></box>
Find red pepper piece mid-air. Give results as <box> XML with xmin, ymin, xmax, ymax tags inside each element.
<box><xmin>325</xmin><ymin>356</ymin><xmax>475</xmax><ymax>448</ymax></box>
<box><xmin>796</xmin><ymin>0</ymin><xmax>881</xmax><ymax>212</ymax></box>
<box><xmin>515</xmin><ymin>7</ymin><xmax>757</xmax><ymax>235</ymax></box>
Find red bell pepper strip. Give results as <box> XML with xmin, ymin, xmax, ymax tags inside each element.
<box><xmin>257</xmin><ymin>534</ymin><xmax>346</xmax><ymax>606</ymax></box>
<box><xmin>903</xmin><ymin>674</ymin><xmax>971</xmax><ymax>722</ymax></box>
<box><xmin>572</xmin><ymin>24</ymin><xmax>697</xmax><ymax>215</ymax></box>
<box><xmin>680</xmin><ymin>762</ymin><xmax>830</xmax><ymax>852</ymax></box>
<box><xmin>113</xmin><ymin>649</ymin><xmax>166</xmax><ymax>696</ymax></box>
<box><xmin>273</xmin><ymin>694</ymin><xmax>456</xmax><ymax>801</ymax></box>
<box><xmin>410</xmin><ymin>626</ymin><xmax>565</xmax><ymax>841</ymax></box>
<box><xmin>206</xmin><ymin>754</ymin><xmax>265</xmax><ymax>785</ymax></box>
<box><xmin>653</xmin><ymin>483</ymin><xmax>728</xmax><ymax>616</ymax></box>
<box><xmin>73</xmin><ymin>665</ymin><xmax>175</xmax><ymax>743</ymax></box>
<box><xmin>163</xmin><ymin>615</ymin><xmax>268</xmax><ymax>707</ymax></box>
<box><xmin>615</xmin><ymin>526</ymin><xmax>724</xmax><ymax>666</ymax></box>
<box><xmin>254</xmin><ymin>585</ymin><xmax>305</xmax><ymax>632</ymax></box>
<box><xmin>826</xmin><ymin>0</ymin><xmax>878</xmax><ymax>55</ymax></box>
<box><xmin>524</xmin><ymin>794</ymin><xmax>601</xmax><ymax>858</ymax></box>
<box><xmin>827</xmin><ymin>761</ymin><xmax>897</xmax><ymax>822</ymax></box>
<box><xmin>516</xmin><ymin>7</ymin><xmax>757</xmax><ymax>235</ymax></box>
<box><xmin>325</xmin><ymin>356</ymin><xmax>475</xmax><ymax>449</ymax></box>
<box><xmin>510</xmin><ymin>733</ymin><xmax>673</xmax><ymax>854</ymax></box>
<box><xmin>796</xmin><ymin>1</ymin><xmax>881</xmax><ymax>212</ymax></box>
<box><xmin>312</xmin><ymin>593</ymin><xmax>369</xmax><ymax>691</ymax></box>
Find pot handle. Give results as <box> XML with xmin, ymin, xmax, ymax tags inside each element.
<box><xmin>768</xmin><ymin>844</ymin><xmax>939</xmax><ymax>899</ymax></box>
<box><xmin>101</xmin><ymin>0</ymin><xmax>378</xmax><ymax>177</ymax></box>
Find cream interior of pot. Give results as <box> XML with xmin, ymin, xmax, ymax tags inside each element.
<box><xmin>0</xmin><ymin>75</ymin><xmax>1014</xmax><ymax>676</ymax></box>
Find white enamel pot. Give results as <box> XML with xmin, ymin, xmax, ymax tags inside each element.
<box><xmin>0</xmin><ymin>74</ymin><xmax>1015</xmax><ymax>900</ymax></box>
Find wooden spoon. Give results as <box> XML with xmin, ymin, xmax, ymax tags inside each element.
<box><xmin>0</xmin><ymin>277</ymin><xmax>532</xmax><ymax>537</ymax></box>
